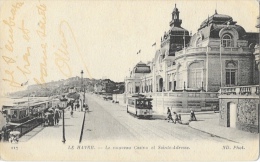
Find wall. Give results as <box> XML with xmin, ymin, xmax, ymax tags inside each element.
<box><xmin>207</xmin><ymin>54</ymin><xmax>254</xmax><ymax>91</ymax></box>
<box><xmin>238</xmin><ymin>57</ymin><xmax>254</xmax><ymax>85</ymax></box>
<box><xmin>124</xmin><ymin>91</ymin><xmax>219</xmax><ymax>114</ymax></box>
<box><xmin>151</xmin><ymin>92</ymin><xmax>219</xmax><ymax>114</ymax></box>
<box><xmin>219</xmin><ymin>97</ymin><xmax>259</xmax><ymax>133</ymax></box>
<box><xmin>207</xmin><ymin>55</ymin><xmax>222</xmax><ymax>92</ymax></box>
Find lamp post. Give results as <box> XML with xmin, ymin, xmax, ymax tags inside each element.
<box><xmin>81</xmin><ymin>70</ymin><xmax>85</xmax><ymax>111</ymax></box>
<box><xmin>60</xmin><ymin>95</ymin><xmax>68</xmax><ymax>143</ymax></box>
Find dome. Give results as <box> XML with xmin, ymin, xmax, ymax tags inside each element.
<box><xmin>190</xmin><ymin>25</ymin><xmax>246</xmax><ymax>46</ymax></box>
<box><xmin>199</xmin><ymin>12</ymin><xmax>235</xmax><ymax>30</ymax></box>
<box><xmin>135</xmin><ymin>61</ymin><xmax>146</xmax><ymax>67</ymax></box>
<box><xmin>200</xmin><ymin>14</ymin><xmax>232</xmax><ymax>28</ymax></box>
<box><xmin>189</xmin><ymin>20</ymin><xmax>246</xmax><ymax>47</ymax></box>
<box><xmin>133</xmin><ymin>61</ymin><xmax>151</xmax><ymax>73</ymax></box>
<box><xmin>170</xmin><ymin>26</ymin><xmax>189</xmax><ymax>37</ymax></box>
<box><xmin>189</xmin><ymin>12</ymin><xmax>247</xmax><ymax>47</ymax></box>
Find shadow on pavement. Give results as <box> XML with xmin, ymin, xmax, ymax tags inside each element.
<box><xmin>150</xmin><ymin>114</ymin><xmax>166</xmax><ymax>120</ymax></box>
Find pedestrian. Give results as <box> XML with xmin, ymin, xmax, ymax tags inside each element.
<box><xmin>85</xmin><ymin>104</ymin><xmax>89</xmax><ymax>112</ymax></box>
<box><xmin>59</xmin><ymin>109</ymin><xmax>62</xmax><ymax>119</ymax></box>
<box><xmin>54</xmin><ymin>109</ymin><xmax>59</xmax><ymax>125</ymax></box>
<box><xmin>70</xmin><ymin>108</ymin><xmax>73</xmax><ymax>117</ymax></box>
<box><xmin>76</xmin><ymin>101</ymin><xmax>80</xmax><ymax>111</ymax></box>
<box><xmin>71</xmin><ymin>101</ymin><xmax>74</xmax><ymax>111</ymax></box>
<box><xmin>48</xmin><ymin>112</ymin><xmax>54</xmax><ymax>126</ymax></box>
<box><xmin>178</xmin><ymin>114</ymin><xmax>181</xmax><ymax>121</ymax></box>
<box><xmin>42</xmin><ymin>114</ymin><xmax>46</xmax><ymax>127</ymax></box>
<box><xmin>166</xmin><ymin>107</ymin><xmax>174</xmax><ymax>123</ymax></box>
<box><xmin>173</xmin><ymin>112</ymin><xmax>178</xmax><ymax>124</ymax></box>
<box><xmin>1</xmin><ymin>125</ymin><xmax>8</xmax><ymax>142</ymax></box>
<box><xmin>190</xmin><ymin>110</ymin><xmax>197</xmax><ymax>121</ymax></box>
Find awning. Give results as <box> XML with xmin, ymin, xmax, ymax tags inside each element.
<box><xmin>67</xmin><ymin>92</ymin><xmax>80</xmax><ymax>100</ymax></box>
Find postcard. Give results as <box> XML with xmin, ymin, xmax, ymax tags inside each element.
<box><xmin>0</xmin><ymin>0</ymin><xmax>259</xmax><ymax>161</ymax></box>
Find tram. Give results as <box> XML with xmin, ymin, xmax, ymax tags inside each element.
<box><xmin>2</xmin><ymin>100</ymin><xmax>52</xmax><ymax>123</ymax></box>
<box><xmin>126</xmin><ymin>94</ymin><xmax>153</xmax><ymax>118</ymax></box>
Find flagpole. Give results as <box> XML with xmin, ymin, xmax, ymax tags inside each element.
<box><xmin>152</xmin><ymin>42</ymin><xmax>156</xmax><ymax>93</ymax></box>
<box><xmin>220</xmin><ymin>41</ymin><xmax>223</xmax><ymax>87</ymax></box>
<box><xmin>183</xmin><ymin>32</ymin><xmax>186</xmax><ymax>53</ymax></box>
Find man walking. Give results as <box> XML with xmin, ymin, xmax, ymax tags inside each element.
<box><xmin>54</xmin><ymin>109</ymin><xmax>59</xmax><ymax>125</ymax></box>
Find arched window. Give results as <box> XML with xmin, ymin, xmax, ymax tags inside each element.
<box><xmin>222</xmin><ymin>34</ymin><xmax>233</xmax><ymax>47</ymax></box>
<box><xmin>225</xmin><ymin>61</ymin><xmax>237</xmax><ymax>86</ymax></box>
<box><xmin>188</xmin><ymin>62</ymin><xmax>203</xmax><ymax>89</ymax></box>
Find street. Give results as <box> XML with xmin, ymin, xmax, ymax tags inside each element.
<box><xmin>82</xmin><ymin>94</ymin><xmax>234</xmax><ymax>143</ymax></box>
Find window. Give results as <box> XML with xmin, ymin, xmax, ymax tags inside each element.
<box><xmin>169</xmin><ymin>82</ymin><xmax>172</xmax><ymax>91</ymax></box>
<box><xmin>189</xmin><ymin>69</ymin><xmax>202</xmax><ymax>88</ymax></box>
<box><xmin>177</xmin><ymin>72</ymin><xmax>183</xmax><ymax>89</ymax></box>
<box><xmin>135</xmin><ymin>86</ymin><xmax>139</xmax><ymax>93</ymax></box>
<box><xmin>225</xmin><ymin>61</ymin><xmax>237</xmax><ymax>86</ymax></box>
<box><xmin>222</xmin><ymin>34</ymin><xmax>233</xmax><ymax>47</ymax></box>
<box><xmin>11</xmin><ymin>110</ymin><xmax>17</xmax><ymax>118</ymax></box>
<box><xmin>226</xmin><ymin>70</ymin><xmax>236</xmax><ymax>85</ymax></box>
<box><xmin>188</xmin><ymin>62</ymin><xmax>203</xmax><ymax>89</ymax></box>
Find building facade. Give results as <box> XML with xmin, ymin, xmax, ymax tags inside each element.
<box><xmin>218</xmin><ymin>15</ymin><xmax>260</xmax><ymax>133</ymax></box>
<box><xmin>124</xmin><ymin>4</ymin><xmax>259</xmax><ymax>115</ymax></box>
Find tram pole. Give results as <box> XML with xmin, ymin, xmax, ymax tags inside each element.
<box><xmin>62</xmin><ymin>108</ymin><xmax>66</xmax><ymax>143</ymax></box>
<box><xmin>60</xmin><ymin>95</ymin><xmax>67</xmax><ymax>143</ymax></box>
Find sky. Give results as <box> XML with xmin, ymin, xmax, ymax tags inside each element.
<box><xmin>0</xmin><ymin>0</ymin><xmax>259</xmax><ymax>94</ymax></box>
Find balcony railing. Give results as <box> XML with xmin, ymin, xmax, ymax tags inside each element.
<box><xmin>220</xmin><ymin>85</ymin><xmax>259</xmax><ymax>96</ymax></box>
<box><xmin>175</xmin><ymin>47</ymin><xmax>207</xmax><ymax>56</ymax></box>
<box><xmin>175</xmin><ymin>46</ymin><xmax>251</xmax><ymax>58</ymax></box>
<box><xmin>138</xmin><ymin>91</ymin><xmax>218</xmax><ymax>98</ymax></box>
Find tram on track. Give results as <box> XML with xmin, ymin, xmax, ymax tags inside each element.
<box><xmin>126</xmin><ymin>94</ymin><xmax>153</xmax><ymax>118</ymax></box>
<box><xmin>2</xmin><ymin>100</ymin><xmax>53</xmax><ymax>123</ymax></box>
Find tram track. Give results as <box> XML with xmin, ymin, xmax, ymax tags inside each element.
<box><xmin>88</xmin><ymin>95</ymin><xmax>183</xmax><ymax>141</ymax></box>
<box><xmin>82</xmin><ymin>94</ymin><xmax>235</xmax><ymax>144</ymax></box>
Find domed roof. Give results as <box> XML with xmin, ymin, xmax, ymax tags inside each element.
<box><xmin>133</xmin><ymin>61</ymin><xmax>151</xmax><ymax>73</ymax></box>
<box><xmin>199</xmin><ymin>11</ymin><xmax>235</xmax><ymax>30</ymax></box>
<box><xmin>135</xmin><ymin>61</ymin><xmax>146</xmax><ymax>67</ymax></box>
<box><xmin>189</xmin><ymin>14</ymin><xmax>247</xmax><ymax>47</ymax></box>
<box><xmin>170</xmin><ymin>26</ymin><xmax>189</xmax><ymax>32</ymax></box>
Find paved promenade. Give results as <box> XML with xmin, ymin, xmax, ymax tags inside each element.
<box><xmin>19</xmin><ymin>98</ymin><xmax>258</xmax><ymax>145</ymax></box>
<box><xmin>188</xmin><ymin>113</ymin><xmax>259</xmax><ymax>144</ymax></box>
<box><xmin>19</xmin><ymin>108</ymin><xmax>85</xmax><ymax>144</ymax></box>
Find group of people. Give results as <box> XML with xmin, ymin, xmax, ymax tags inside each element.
<box><xmin>68</xmin><ymin>100</ymin><xmax>80</xmax><ymax>111</ymax></box>
<box><xmin>43</xmin><ymin>106</ymin><xmax>61</xmax><ymax>126</ymax></box>
<box><xmin>166</xmin><ymin>107</ymin><xmax>181</xmax><ymax>124</ymax></box>
<box><xmin>67</xmin><ymin>100</ymin><xmax>89</xmax><ymax>117</ymax></box>
<box><xmin>166</xmin><ymin>107</ymin><xmax>197</xmax><ymax>124</ymax></box>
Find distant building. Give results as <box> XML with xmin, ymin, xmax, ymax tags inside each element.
<box><xmin>125</xmin><ymin>61</ymin><xmax>151</xmax><ymax>93</ymax></box>
<box><xmin>94</xmin><ymin>82</ymin><xmax>103</xmax><ymax>93</ymax></box>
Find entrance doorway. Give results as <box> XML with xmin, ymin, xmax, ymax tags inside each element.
<box><xmin>227</xmin><ymin>102</ymin><xmax>237</xmax><ymax>128</ymax></box>
<box><xmin>173</xmin><ymin>81</ymin><xmax>176</xmax><ymax>90</ymax></box>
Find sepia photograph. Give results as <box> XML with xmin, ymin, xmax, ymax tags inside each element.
<box><xmin>0</xmin><ymin>0</ymin><xmax>259</xmax><ymax>161</ymax></box>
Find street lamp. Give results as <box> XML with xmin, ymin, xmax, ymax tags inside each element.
<box><xmin>81</xmin><ymin>70</ymin><xmax>85</xmax><ymax>111</ymax></box>
<box><xmin>60</xmin><ymin>95</ymin><xmax>68</xmax><ymax>143</ymax></box>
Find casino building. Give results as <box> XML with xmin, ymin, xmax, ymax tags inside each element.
<box><xmin>124</xmin><ymin>4</ymin><xmax>259</xmax><ymax>116</ymax></box>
